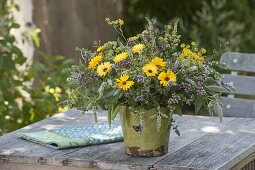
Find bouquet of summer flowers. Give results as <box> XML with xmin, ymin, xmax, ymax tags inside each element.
<box><xmin>61</xmin><ymin>18</ymin><xmax>232</xmax><ymax>157</ymax></box>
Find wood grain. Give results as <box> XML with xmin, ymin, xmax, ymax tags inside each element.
<box><xmin>221</xmin><ymin>52</ymin><xmax>255</xmax><ymax>73</ymax></box>
<box><xmin>222</xmin><ymin>74</ymin><xmax>255</xmax><ymax>96</ymax></box>
<box><xmin>0</xmin><ymin>162</ymin><xmax>100</xmax><ymax>170</ymax></box>
<box><xmin>231</xmin><ymin>151</ymin><xmax>255</xmax><ymax>170</ymax></box>
<box><xmin>220</xmin><ymin>52</ymin><xmax>255</xmax><ymax>119</ymax></box>
<box><xmin>222</xmin><ymin>97</ymin><xmax>255</xmax><ymax>118</ymax></box>
<box><xmin>1</xmin><ymin>110</ymin><xmax>255</xmax><ymax>170</ymax></box>
<box><xmin>154</xmin><ymin>118</ymin><xmax>255</xmax><ymax>170</ymax></box>
<box><xmin>90</xmin><ymin>116</ymin><xmax>234</xmax><ymax>168</ymax></box>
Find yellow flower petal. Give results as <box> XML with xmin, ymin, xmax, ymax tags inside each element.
<box><xmin>97</xmin><ymin>45</ymin><xmax>104</xmax><ymax>52</ymax></box>
<box><xmin>158</xmin><ymin>71</ymin><xmax>176</xmax><ymax>86</ymax></box>
<box><xmin>132</xmin><ymin>43</ymin><xmax>145</xmax><ymax>53</ymax></box>
<box><xmin>113</xmin><ymin>52</ymin><xmax>128</xmax><ymax>63</ymax></box>
<box><xmin>180</xmin><ymin>47</ymin><xmax>204</xmax><ymax>62</ymax></box>
<box><xmin>143</xmin><ymin>64</ymin><xmax>158</xmax><ymax>77</ymax></box>
<box><xmin>180</xmin><ymin>43</ymin><xmax>186</xmax><ymax>48</ymax></box>
<box><xmin>88</xmin><ymin>55</ymin><xmax>103</xmax><ymax>69</ymax></box>
<box><xmin>96</xmin><ymin>62</ymin><xmax>112</xmax><ymax>76</ymax></box>
<box><xmin>116</xmin><ymin>74</ymin><xmax>134</xmax><ymax>91</ymax></box>
<box><xmin>150</xmin><ymin>57</ymin><xmax>166</xmax><ymax>69</ymax></box>
<box><xmin>201</xmin><ymin>48</ymin><xmax>206</xmax><ymax>54</ymax></box>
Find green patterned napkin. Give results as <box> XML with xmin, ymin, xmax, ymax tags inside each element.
<box><xmin>20</xmin><ymin>123</ymin><xmax>123</xmax><ymax>149</ymax></box>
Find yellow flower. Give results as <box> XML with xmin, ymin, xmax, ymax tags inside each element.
<box><xmin>193</xmin><ymin>55</ymin><xmax>204</xmax><ymax>61</ymax></box>
<box><xmin>150</xmin><ymin>57</ymin><xmax>166</xmax><ymax>69</ymax></box>
<box><xmin>143</xmin><ymin>64</ymin><xmax>158</xmax><ymax>77</ymax></box>
<box><xmin>97</xmin><ymin>45</ymin><xmax>104</xmax><ymax>52</ymax></box>
<box><xmin>201</xmin><ymin>48</ymin><xmax>206</xmax><ymax>54</ymax></box>
<box><xmin>132</xmin><ymin>43</ymin><xmax>145</xmax><ymax>53</ymax></box>
<box><xmin>180</xmin><ymin>43</ymin><xmax>186</xmax><ymax>48</ymax></box>
<box><xmin>88</xmin><ymin>55</ymin><xmax>103</xmax><ymax>69</ymax></box>
<box><xmin>158</xmin><ymin>71</ymin><xmax>176</xmax><ymax>86</ymax></box>
<box><xmin>191</xmin><ymin>42</ymin><xmax>196</xmax><ymax>46</ymax></box>
<box><xmin>96</xmin><ymin>62</ymin><xmax>112</xmax><ymax>76</ymax></box>
<box><xmin>113</xmin><ymin>52</ymin><xmax>128</xmax><ymax>63</ymax></box>
<box><xmin>116</xmin><ymin>74</ymin><xmax>134</xmax><ymax>91</ymax></box>
<box><xmin>181</xmin><ymin>48</ymin><xmax>204</xmax><ymax>62</ymax></box>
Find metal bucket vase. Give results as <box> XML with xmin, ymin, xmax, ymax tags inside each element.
<box><xmin>120</xmin><ymin>106</ymin><xmax>172</xmax><ymax>157</ymax></box>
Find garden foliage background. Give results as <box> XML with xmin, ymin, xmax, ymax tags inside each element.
<box><xmin>1</xmin><ymin>0</ymin><xmax>255</xmax><ymax>136</ymax></box>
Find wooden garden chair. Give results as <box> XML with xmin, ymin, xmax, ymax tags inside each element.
<box><xmin>221</xmin><ymin>51</ymin><xmax>255</xmax><ymax>118</ymax></box>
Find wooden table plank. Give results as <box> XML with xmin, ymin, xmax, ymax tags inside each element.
<box><xmin>87</xmin><ymin>116</ymin><xmax>235</xmax><ymax>169</ymax></box>
<box><xmin>0</xmin><ymin>110</ymin><xmax>112</xmax><ymax>168</ymax></box>
<box><xmin>0</xmin><ymin>110</ymin><xmax>255</xmax><ymax>170</ymax></box>
<box><xmin>154</xmin><ymin>118</ymin><xmax>255</xmax><ymax>170</ymax></box>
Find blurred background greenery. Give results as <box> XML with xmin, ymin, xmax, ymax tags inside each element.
<box><xmin>123</xmin><ymin>0</ymin><xmax>255</xmax><ymax>58</ymax></box>
<box><xmin>1</xmin><ymin>0</ymin><xmax>255</xmax><ymax>135</ymax></box>
<box><xmin>0</xmin><ymin>0</ymin><xmax>73</xmax><ymax>136</ymax></box>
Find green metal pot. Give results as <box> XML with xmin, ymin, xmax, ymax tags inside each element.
<box><xmin>120</xmin><ymin>106</ymin><xmax>172</xmax><ymax>157</ymax></box>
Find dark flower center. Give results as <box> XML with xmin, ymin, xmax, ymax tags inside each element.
<box><xmin>122</xmin><ymin>81</ymin><xmax>127</xmax><ymax>85</ymax></box>
<box><xmin>148</xmin><ymin>70</ymin><xmax>153</xmax><ymax>73</ymax></box>
<box><xmin>165</xmin><ymin>77</ymin><xmax>170</xmax><ymax>81</ymax></box>
<box><xmin>103</xmin><ymin>68</ymin><xmax>108</xmax><ymax>72</ymax></box>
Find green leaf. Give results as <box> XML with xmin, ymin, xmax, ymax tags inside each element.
<box><xmin>175</xmin><ymin>106</ymin><xmax>182</xmax><ymax>116</ymax></box>
<box><xmin>0</xmin><ymin>55</ymin><xmax>15</xmax><ymax>70</ymax></box>
<box><xmin>15</xmin><ymin>55</ymin><xmax>27</xmax><ymax>65</ymax></box>
<box><xmin>108</xmin><ymin>107</ymin><xmax>112</xmax><ymax>127</ymax></box>
<box><xmin>33</xmin><ymin>61</ymin><xmax>46</xmax><ymax>71</ymax></box>
<box><xmin>205</xmin><ymin>85</ymin><xmax>226</xmax><ymax>92</ymax></box>
<box><xmin>10</xmin><ymin>22</ymin><xmax>20</xmax><ymax>28</ymax></box>
<box><xmin>12</xmin><ymin>46</ymin><xmax>23</xmax><ymax>56</ymax></box>
<box><xmin>106</xmin><ymin>89</ymin><xmax>116</xmax><ymax>98</ymax></box>
<box><xmin>111</xmin><ymin>105</ymin><xmax>120</xmax><ymax>120</ymax></box>
<box><xmin>113</xmin><ymin>89</ymin><xmax>121</xmax><ymax>96</ymax></box>
<box><xmin>205</xmin><ymin>77</ymin><xmax>219</xmax><ymax>85</ymax></box>
<box><xmin>107</xmin><ymin>92</ymin><xmax>122</xmax><ymax>104</ymax></box>
<box><xmin>31</xmin><ymin>28</ymin><xmax>41</xmax><ymax>48</ymax></box>
<box><xmin>195</xmin><ymin>95</ymin><xmax>203</xmax><ymax>114</ymax></box>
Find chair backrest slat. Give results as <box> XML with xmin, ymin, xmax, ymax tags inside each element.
<box><xmin>220</xmin><ymin>52</ymin><xmax>255</xmax><ymax>118</ymax></box>
<box><xmin>222</xmin><ymin>74</ymin><xmax>255</xmax><ymax>96</ymax></box>
<box><xmin>222</xmin><ymin>97</ymin><xmax>255</xmax><ymax>118</ymax></box>
<box><xmin>220</xmin><ymin>52</ymin><xmax>255</xmax><ymax>73</ymax></box>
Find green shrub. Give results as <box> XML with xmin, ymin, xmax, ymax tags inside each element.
<box><xmin>124</xmin><ymin>0</ymin><xmax>255</xmax><ymax>57</ymax></box>
<box><xmin>0</xmin><ymin>0</ymin><xmax>73</xmax><ymax>136</ymax></box>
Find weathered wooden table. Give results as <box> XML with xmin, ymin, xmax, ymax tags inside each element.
<box><xmin>0</xmin><ymin>110</ymin><xmax>255</xmax><ymax>170</ymax></box>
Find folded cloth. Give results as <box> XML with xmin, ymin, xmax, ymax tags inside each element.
<box><xmin>19</xmin><ymin>123</ymin><xmax>123</xmax><ymax>149</ymax></box>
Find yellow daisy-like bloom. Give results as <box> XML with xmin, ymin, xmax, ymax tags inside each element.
<box><xmin>116</xmin><ymin>74</ymin><xmax>134</xmax><ymax>91</ymax></box>
<box><xmin>88</xmin><ymin>55</ymin><xmax>103</xmax><ymax>69</ymax></box>
<box><xmin>97</xmin><ymin>45</ymin><xmax>104</xmax><ymax>52</ymax></box>
<box><xmin>181</xmin><ymin>48</ymin><xmax>204</xmax><ymax>61</ymax></box>
<box><xmin>201</xmin><ymin>48</ymin><xmax>206</xmax><ymax>54</ymax></box>
<box><xmin>113</xmin><ymin>52</ymin><xmax>128</xmax><ymax>63</ymax></box>
<box><xmin>143</xmin><ymin>64</ymin><xmax>158</xmax><ymax>77</ymax></box>
<box><xmin>180</xmin><ymin>43</ymin><xmax>186</xmax><ymax>48</ymax></box>
<box><xmin>158</xmin><ymin>71</ymin><xmax>176</xmax><ymax>87</ymax></box>
<box><xmin>96</xmin><ymin>62</ymin><xmax>112</xmax><ymax>77</ymax></box>
<box><xmin>132</xmin><ymin>43</ymin><xmax>145</xmax><ymax>53</ymax></box>
<box><xmin>150</xmin><ymin>57</ymin><xmax>166</xmax><ymax>69</ymax></box>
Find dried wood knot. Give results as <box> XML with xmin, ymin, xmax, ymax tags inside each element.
<box><xmin>37</xmin><ymin>157</ymin><xmax>46</xmax><ymax>165</ymax></box>
<box><xmin>62</xmin><ymin>158</ymin><xmax>71</xmax><ymax>166</ymax></box>
<box><xmin>89</xmin><ymin>161</ymin><xmax>97</xmax><ymax>168</ymax></box>
<box><xmin>0</xmin><ymin>155</ymin><xmax>9</xmax><ymax>162</ymax></box>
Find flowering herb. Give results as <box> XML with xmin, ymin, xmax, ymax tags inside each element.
<box><xmin>62</xmin><ymin>18</ymin><xmax>232</xmax><ymax>130</ymax></box>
